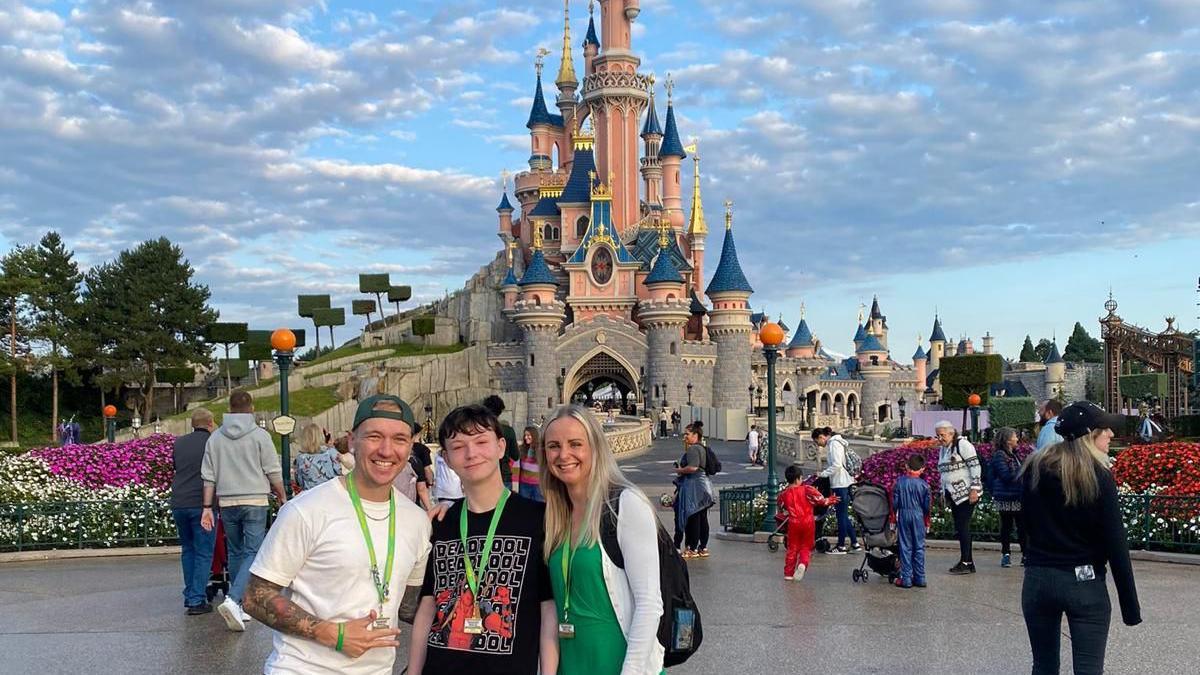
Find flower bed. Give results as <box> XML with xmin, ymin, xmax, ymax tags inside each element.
<box><xmin>859</xmin><ymin>438</ymin><xmax>1033</xmax><ymax>494</ymax></box>
<box><xmin>0</xmin><ymin>435</ymin><xmax>176</xmax><ymax>551</ymax></box>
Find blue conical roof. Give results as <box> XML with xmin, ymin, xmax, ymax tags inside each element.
<box><xmin>788</xmin><ymin>319</ymin><xmax>814</xmax><ymax>348</ymax></box>
<box><xmin>558</xmin><ymin>143</ymin><xmax>596</xmax><ymax>203</ymax></box>
<box><xmin>642</xmin><ymin>96</ymin><xmax>662</xmax><ymax>136</ymax></box>
<box><xmin>929</xmin><ymin>317</ymin><xmax>947</xmax><ymax>343</ymax></box>
<box><xmin>705</xmin><ymin>227</ymin><xmax>753</xmax><ymax>295</ymax></box>
<box><xmin>645</xmin><ymin>248</ymin><xmax>684</xmax><ymax>285</ymax></box>
<box><xmin>912</xmin><ymin>344</ymin><xmax>926</xmax><ymax>361</ymax></box>
<box><xmin>1044</xmin><ymin>341</ymin><xmax>1064</xmax><ymax>364</ymax></box>
<box><xmin>857</xmin><ymin>333</ymin><xmax>886</xmax><ymax>353</ymax></box>
<box><xmin>502</xmin><ymin>266</ymin><xmax>518</xmax><ymax>287</ymax></box>
<box><xmin>496</xmin><ymin>192</ymin><xmax>513</xmax><ymax>212</ymax></box>
<box><xmin>518</xmin><ymin>249</ymin><xmax>557</xmax><ymax>286</ymax></box>
<box><xmin>854</xmin><ymin>324</ymin><xmax>867</xmax><ymax>342</ymax></box>
<box><xmin>658</xmin><ymin>103</ymin><xmax>686</xmax><ymax>158</ymax></box>
<box><xmin>584</xmin><ymin>15</ymin><xmax>599</xmax><ymax>48</ymax></box>
<box><xmin>526</xmin><ymin>74</ymin><xmax>562</xmax><ymax>129</ymax></box>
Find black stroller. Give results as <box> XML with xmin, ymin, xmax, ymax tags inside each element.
<box><xmin>767</xmin><ymin>475</ymin><xmax>832</xmax><ymax>554</ymax></box>
<box><xmin>848</xmin><ymin>483</ymin><xmax>899</xmax><ymax>583</ymax></box>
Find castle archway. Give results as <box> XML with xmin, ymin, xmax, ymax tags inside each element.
<box><xmin>562</xmin><ymin>347</ymin><xmax>640</xmax><ymax>411</ymax></box>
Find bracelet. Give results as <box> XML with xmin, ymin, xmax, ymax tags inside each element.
<box><xmin>335</xmin><ymin>622</ymin><xmax>345</xmax><ymax>652</ymax></box>
<box><xmin>203</xmin><ymin>505</ymin><xmax>212</xmax><ymax>509</ymax></box>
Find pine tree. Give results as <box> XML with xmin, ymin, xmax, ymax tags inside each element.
<box><xmin>1018</xmin><ymin>335</ymin><xmax>1037</xmax><ymax>362</ymax></box>
<box><xmin>78</xmin><ymin>238</ymin><xmax>217</xmax><ymax>421</ymax></box>
<box><xmin>1063</xmin><ymin>322</ymin><xmax>1104</xmax><ymax>363</ymax></box>
<box><xmin>27</xmin><ymin>232</ymin><xmax>83</xmax><ymax>443</ymax></box>
<box><xmin>0</xmin><ymin>246</ymin><xmax>36</xmax><ymax>443</ymax></box>
<box><xmin>1034</xmin><ymin>338</ymin><xmax>1053</xmax><ymax>363</ymax></box>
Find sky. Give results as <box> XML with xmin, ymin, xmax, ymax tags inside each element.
<box><xmin>1</xmin><ymin>0</ymin><xmax>1198</xmax><ymax>360</ymax></box>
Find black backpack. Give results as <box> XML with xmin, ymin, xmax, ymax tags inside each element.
<box><xmin>703</xmin><ymin>445</ymin><xmax>722</xmax><ymax>476</ymax></box>
<box><xmin>600</xmin><ymin>489</ymin><xmax>703</xmax><ymax>667</ymax></box>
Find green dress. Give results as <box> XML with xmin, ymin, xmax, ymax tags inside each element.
<box><xmin>549</xmin><ymin>540</ymin><xmax>627</xmax><ymax>675</ymax></box>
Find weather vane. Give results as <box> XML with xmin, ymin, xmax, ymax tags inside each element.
<box><xmin>535</xmin><ymin>47</ymin><xmax>550</xmax><ymax>76</ymax></box>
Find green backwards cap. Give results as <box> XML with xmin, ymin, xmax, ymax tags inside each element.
<box><xmin>351</xmin><ymin>394</ymin><xmax>416</xmax><ymax>431</ymax></box>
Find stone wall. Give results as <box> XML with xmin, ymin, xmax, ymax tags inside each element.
<box><xmin>1007</xmin><ymin>362</ymin><xmax>1102</xmax><ymax>404</ymax></box>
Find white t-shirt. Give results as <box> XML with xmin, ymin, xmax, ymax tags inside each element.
<box><xmin>250</xmin><ymin>477</ymin><xmax>432</xmax><ymax>675</ymax></box>
<box><xmin>431</xmin><ymin>453</ymin><xmax>463</xmax><ymax>501</ymax></box>
<box><xmin>747</xmin><ymin>429</ymin><xmax>760</xmax><ymax>450</ymax></box>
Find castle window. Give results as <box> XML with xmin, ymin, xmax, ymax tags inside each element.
<box><xmin>670</xmin><ymin>342</ymin><xmax>677</xmax><ymax>355</ymax></box>
<box><xmin>576</xmin><ymin>216</ymin><xmax>589</xmax><ymax>238</ymax></box>
<box><xmin>543</xmin><ymin>224</ymin><xmax>553</xmax><ymax>241</ymax></box>
<box><xmin>530</xmin><ymin>354</ymin><xmax>535</xmax><ymax>367</ymax></box>
<box><xmin>552</xmin><ymin>226</ymin><xmax>560</xmax><ymax>240</ymax></box>
<box><xmin>548</xmin><ymin>397</ymin><xmax>554</xmax><ymax>408</ymax></box>
<box><xmin>870</xmin><ymin>356</ymin><xmax>879</xmax><ymax>366</ymax></box>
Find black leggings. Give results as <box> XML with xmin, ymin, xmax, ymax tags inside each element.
<box><xmin>685</xmin><ymin>507</ymin><xmax>710</xmax><ymax>551</ymax></box>
<box><xmin>946</xmin><ymin>492</ymin><xmax>975</xmax><ymax>563</ymax></box>
<box><xmin>1000</xmin><ymin>511</ymin><xmax>1026</xmax><ymax>556</ymax></box>
<box><xmin>1023</xmin><ymin>565</ymin><xmax>1112</xmax><ymax>674</ymax></box>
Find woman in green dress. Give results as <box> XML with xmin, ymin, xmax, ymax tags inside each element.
<box><xmin>540</xmin><ymin>405</ymin><xmax>665</xmax><ymax>675</ymax></box>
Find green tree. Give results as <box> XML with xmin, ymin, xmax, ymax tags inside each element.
<box><xmin>204</xmin><ymin>322</ymin><xmax>248</xmax><ymax>395</ymax></box>
<box><xmin>78</xmin><ymin>238</ymin><xmax>217</xmax><ymax>421</ymax></box>
<box><xmin>0</xmin><ymin>246</ymin><xmax>36</xmax><ymax>443</ymax></box>
<box><xmin>298</xmin><ymin>294</ymin><xmax>331</xmax><ymax>355</ymax></box>
<box><xmin>387</xmin><ymin>285</ymin><xmax>412</xmax><ymax>319</ymax></box>
<box><xmin>312</xmin><ymin>307</ymin><xmax>346</xmax><ymax>350</ymax></box>
<box><xmin>352</xmin><ymin>299</ymin><xmax>377</xmax><ymax>329</ymax></box>
<box><xmin>1063</xmin><ymin>322</ymin><xmax>1104</xmax><ymax>363</ymax></box>
<box><xmin>27</xmin><ymin>232</ymin><xmax>84</xmax><ymax>442</ymax></box>
<box><xmin>1018</xmin><ymin>335</ymin><xmax>1037</xmax><ymax>362</ymax></box>
<box><xmin>359</xmin><ymin>273</ymin><xmax>390</xmax><ymax>318</ymax></box>
<box><xmin>1034</xmin><ymin>338</ymin><xmax>1053</xmax><ymax>362</ymax></box>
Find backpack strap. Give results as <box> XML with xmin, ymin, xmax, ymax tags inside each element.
<box><xmin>599</xmin><ymin>487</ymin><xmax>625</xmax><ymax>569</ymax></box>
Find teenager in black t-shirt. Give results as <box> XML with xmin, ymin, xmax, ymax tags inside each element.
<box><xmin>408</xmin><ymin>405</ymin><xmax>557</xmax><ymax>675</ymax></box>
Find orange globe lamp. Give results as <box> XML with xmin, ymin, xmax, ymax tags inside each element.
<box><xmin>102</xmin><ymin>404</ymin><xmax>117</xmax><ymax>418</ymax></box>
<box><xmin>271</xmin><ymin>328</ymin><xmax>297</xmax><ymax>352</ymax></box>
<box><xmin>759</xmin><ymin>322</ymin><xmax>785</xmax><ymax>348</ymax></box>
<box><xmin>967</xmin><ymin>393</ymin><xmax>982</xmax><ymax>407</ymax></box>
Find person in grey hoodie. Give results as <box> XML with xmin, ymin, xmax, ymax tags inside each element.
<box><xmin>200</xmin><ymin>390</ymin><xmax>286</xmax><ymax>632</ymax></box>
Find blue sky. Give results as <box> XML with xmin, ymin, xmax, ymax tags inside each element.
<box><xmin>1</xmin><ymin>0</ymin><xmax>1198</xmax><ymax>359</ymax></box>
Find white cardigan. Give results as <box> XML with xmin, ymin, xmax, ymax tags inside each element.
<box><xmin>599</xmin><ymin>488</ymin><xmax>666</xmax><ymax>675</ymax></box>
<box><xmin>817</xmin><ymin>434</ymin><xmax>853</xmax><ymax>489</ymax></box>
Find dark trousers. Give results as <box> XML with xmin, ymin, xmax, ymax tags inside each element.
<box><xmin>1023</xmin><ymin>566</ymin><xmax>1112</xmax><ymax>675</ymax></box>
<box><xmin>684</xmin><ymin>507</ymin><xmax>710</xmax><ymax>551</ymax></box>
<box><xmin>945</xmin><ymin>491</ymin><xmax>975</xmax><ymax>563</ymax></box>
<box><xmin>1000</xmin><ymin>511</ymin><xmax>1026</xmax><ymax>556</ymax></box>
<box><xmin>172</xmin><ymin>507</ymin><xmax>217</xmax><ymax>607</ymax></box>
<box><xmin>832</xmin><ymin>487</ymin><xmax>856</xmax><ymax>548</ymax></box>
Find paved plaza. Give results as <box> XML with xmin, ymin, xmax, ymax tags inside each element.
<box><xmin>2</xmin><ymin>437</ymin><xmax>1198</xmax><ymax>674</ymax></box>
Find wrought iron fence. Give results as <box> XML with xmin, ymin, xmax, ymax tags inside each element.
<box><xmin>719</xmin><ymin>484</ymin><xmax>1200</xmax><ymax>554</ymax></box>
<box><xmin>0</xmin><ymin>500</ymin><xmax>178</xmax><ymax>552</ymax></box>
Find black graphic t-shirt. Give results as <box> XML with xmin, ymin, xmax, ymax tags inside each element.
<box><xmin>420</xmin><ymin>494</ymin><xmax>552</xmax><ymax>675</ymax></box>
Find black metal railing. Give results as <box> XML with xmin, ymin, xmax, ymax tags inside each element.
<box><xmin>0</xmin><ymin>500</ymin><xmax>177</xmax><ymax>552</ymax></box>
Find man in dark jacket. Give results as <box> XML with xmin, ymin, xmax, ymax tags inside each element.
<box><xmin>171</xmin><ymin>408</ymin><xmax>218</xmax><ymax>614</ymax></box>
<box><xmin>482</xmin><ymin>395</ymin><xmax>519</xmax><ymax>488</ymax></box>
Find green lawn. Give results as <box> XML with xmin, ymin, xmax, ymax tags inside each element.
<box><xmin>173</xmin><ymin>385</ymin><xmax>341</xmax><ymax>422</ymax></box>
<box><xmin>303</xmin><ymin>342</ymin><xmax>464</xmax><ymax>367</ymax></box>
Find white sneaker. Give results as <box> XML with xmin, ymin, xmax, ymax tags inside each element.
<box><xmin>217</xmin><ymin>597</ymin><xmax>246</xmax><ymax>632</ymax></box>
<box><xmin>783</xmin><ymin>575</ymin><xmax>794</xmax><ymax>581</ymax></box>
<box><xmin>795</xmin><ymin>564</ymin><xmax>807</xmax><ymax>581</ymax></box>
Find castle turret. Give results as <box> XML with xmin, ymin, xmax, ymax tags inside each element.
<box><xmin>857</xmin><ymin>332</ymin><xmax>891</xmax><ymax>423</ymax></box>
<box><xmin>658</xmin><ymin>76</ymin><xmax>686</xmax><ymax>230</ymax></box>
<box><xmin>705</xmin><ymin>201</ymin><xmax>753</xmax><ymax>411</ymax></box>
<box><xmin>514</xmin><ymin>227</ymin><xmax>565</xmax><ymax>422</ymax></box>
<box><xmin>582</xmin><ymin>0</ymin><xmax>600</xmax><ymax>76</ymax></box>
<box><xmin>869</xmin><ymin>295</ymin><xmax>888</xmax><ymax>350</ymax></box>
<box><xmin>913</xmin><ymin>343</ymin><xmax>928</xmax><ymax>399</ymax></box>
<box><xmin>639</xmin><ymin>79</ymin><xmax>664</xmax><ymax>210</ymax></box>
<box><xmin>527</xmin><ymin>53</ymin><xmax>564</xmax><ymax>172</ymax></box>
<box><xmin>641</xmin><ymin>222</ymin><xmax>691</xmax><ymax>410</ymax></box>
<box><xmin>853</xmin><ymin>323</ymin><xmax>868</xmax><ymax>352</ymax></box>
<box><xmin>496</xmin><ymin>182</ymin><xmax>514</xmax><ymax>242</ymax></box>
<box><xmin>982</xmin><ymin>332</ymin><xmax>995</xmax><ymax>355</ymax></box>
<box><xmin>685</xmin><ymin>141</ymin><xmax>707</xmax><ymax>298</ymax></box>
<box><xmin>929</xmin><ymin>315</ymin><xmax>947</xmax><ymax>370</ymax></box>
<box><xmin>554</xmin><ymin>0</ymin><xmax>579</xmax><ymax>163</ymax></box>
<box><xmin>785</xmin><ymin>303</ymin><xmax>816</xmax><ymax>358</ymax></box>
<box><xmin>501</xmin><ymin>242</ymin><xmax>520</xmax><ymax>314</ymax></box>
<box><xmin>1044</xmin><ymin>340</ymin><xmax>1066</xmax><ymax>399</ymax></box>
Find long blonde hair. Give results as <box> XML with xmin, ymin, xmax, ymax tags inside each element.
<box><xmin>299</xmin><ymin>423</ymin><xmax>324</xmax><ymax>454</ymax></box>
<box><xmin>538</xmin><ymin>405</ymin><xmax>645</xmax><ymax>560</ymax></box>
<box><xmin>1021</xmin><ymin>430</ymin><xmax>1110</xmax><ymax>507</ymax></box>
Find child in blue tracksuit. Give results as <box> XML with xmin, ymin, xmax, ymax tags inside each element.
<box><xmin>892</xmin><ymin>454</ymin><xmax>932</xmax><ymax>588</ymax></box>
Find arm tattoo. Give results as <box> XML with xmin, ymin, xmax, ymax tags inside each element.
<box><xmin>244</xmin><ymin>574</ymin><xmax>325</xmax><ymax>640</ymax></box>
<box><xmin>398</xmin><ymin>585</ymin><xmax>422</xmax><ymax>624</ymax></box>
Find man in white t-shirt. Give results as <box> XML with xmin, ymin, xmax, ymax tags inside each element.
<box><xmin>747</xmin><ymin>425</ymin><xmax>761</xmax><ymax>465</ymax></box>
<box><xmin>243</xmin><ymin>394</ymin><xmax>432</xmax><ymax>674</ymax></box>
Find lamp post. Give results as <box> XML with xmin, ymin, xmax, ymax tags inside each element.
<box><xmin>748</xmin><ymin>384</ymin><xmax>754</xmax><ymax>413</ymax></box>
<box><xmin>756</xmin><ymin>385</ymin><xmax>763</xmax><ymax>413</ymax></box>
<box><xmin>424</xmin><ymin>404</ymin><xmax>434</xmax><ymax>443</ymax></box>
<box><xmin>967</xmin><ymin>392</ymin><xmax>982</xmax><ymax>442</ymax></box>
<box><xmin>758</xmin><ymin>321</ymin><xmax>785</xmax><ymax>531</ymax></box>
<box><xmin>102</xmin><ymin>404</ymin><xmax>117</xmax><ymax>443</ymax></box>
<box><xmin>271</xmin><ymin>329</ymin><xmax>297</xmax><ymax>497</ymax></box>
<box><xmin>898</xmin><ymin>395</ymin><xmax>907</xmax><ymax>436</ymax></box>
<box><xmin>131</xmin><ymin>415</ymin><xmax>142</xmax><ymax>438</ymax></box>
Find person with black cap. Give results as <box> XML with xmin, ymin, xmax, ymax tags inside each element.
<box><xmin>1020</xmin><ymin>401</ymin><xmax>1141</xmax><ymax>675</ymax></box>
<box><xmin>241</xmin><ymin>394</ymin><xmax>433</xmax><ymax>674</ymax></box>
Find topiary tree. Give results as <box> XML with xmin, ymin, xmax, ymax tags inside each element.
<box><xmin>940</xmin><ymin>353</ymin><xmax>1004</xmax><ymax>429</ymax></box>
<box><xmin>204</xmin><ymin>322</ymin><xmax>248</xmax><ymax>395</ymax></box>
<box><xmin>217</xmin><ymin>359</ymin><xmax>250</xmax><ymax>384</ymax></box>
<box><xmin>359</xmin><ymin>273</ymin><xmax>390</xmax><ymax>318</ymax></box>
<box><xmin>156</xmin><ymin>366</ymin><xmax>195</xmax><ymax>414</ymax></box>
<box><xmin>312</xmin><ymin>307</ymin><xmax>346</xmax><ymax>353</ymax></box>
<box><xmin>988</xmin><ymin>396</ymin><xmax>1036</xmax><ymax>430</ymax></box>
<box><xmin>1119</xmin><ymin>373</ymin><xmax>1168</xmax><ymax>406</ymax></box>
<box><xmin>388</xmin><ymin>285</ymin><xmax>412</xmax><ymax>318</ymax></box>
<box><xmin>240</xmin><ymin>331</ymin><xmax>272</xmax><ymax>385</ymax></box>
<box><xmin>412</xmin><ymin>315</ymin><xmax>435</xmax><ymax>346</ymax></box>
<box><xmin>297</xmin><ymin>295</ymin><xmax>331</xmax><ymax>356</ymax></box>
<box><xmin>1018</xmin><ymin>335</ymin><xmax>1037</xmax><ymax>363</ymax></box>
<box><xmin>352</xmin><ymin>299</ymin><xmax>377</xmax><ymax>329</ymax></box>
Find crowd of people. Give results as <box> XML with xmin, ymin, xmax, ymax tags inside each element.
<box><xmin>169</xmin><ymin>387</ymin><xmax>1144</xmax><ymax>674</ymax></box>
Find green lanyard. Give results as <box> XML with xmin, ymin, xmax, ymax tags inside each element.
<box><xmin>460</xmin><ymin>489</ymin><xmax>510</xmax><ymax>601</ymax></box>
<box><xmin>560</xmin><ymin>533</ymin><xmax>580</xmax><ymax>621</ymax></box>
<box><xmin>346</xmin><ymin>475</ymin><xmax>396</xmax><ymax>609</ymax></box>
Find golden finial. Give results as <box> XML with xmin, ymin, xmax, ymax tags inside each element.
<box><xmin>506</xmin><ymin>240</ymin><xmax>516</xmax><ymax>266</ymax></box>
<box><xmin>500</xmin><ymin>169</ymin><xmax>510</xmax><ymax>191</ymax></box>
<box><xmin>685</xmin><ymin>138</ymin><xmax>706</xmax><ymax>235</ymax></box>
<box><xmin>665</xmin><ymin>72</ymin><xmax>675</xmax><ymax>103</ymax></box>
<box><xmin>657</xmin><ymin>218</ymin><xmax>671</xmax><ymax>249</ymax></box>
<box><xmin>535</xmin><ymin>47</ymin><xmax>550</xmax><ymax>77</ymax></box>
<box><xmin>533</xmin><ymin>223</ymin><xmax>544</xmax><ymax>250</ymax></box>
<box><xmin>857</xmin><ymin>303</ymin><xmax>866</xmax><ymax>325</ymax></box>
<box><xmin>556</xmin><ymin>0</ymin><xmax>577</xmax><ymax>86</ymax></box>
<box><xmin>723</xmin><ymin>199</ymin><xmax>733</xmax><ymax>230</ymax></box>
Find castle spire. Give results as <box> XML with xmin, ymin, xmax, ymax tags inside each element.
<box><xmin>684</xmin><ymin>138</ymin><xmax>707</xmax><ymax>236</ymax></box>
<box><xmin>526</xmin><ymin>49</ymin><xmax>557</xmax><ymax>129</ymax></box>
<box><xmin>555</xmin><ymin>0</ymin><xmax>577</xmax><ymax>88</ymax></box>
<box><xmin>659</xmin><ymin>73</ymin><xmax>686</xmax><ymax>159</ymax></box>
<box><xmin>705</xmin><ymin>200</ymin><xmax>753</xmax><ymax>294</ymax></box>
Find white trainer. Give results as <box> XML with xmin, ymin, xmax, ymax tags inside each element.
<box><xmin>217</xmin><ymin>597</ymin><xmax>246</xmax><ymax>632</ymax></box>
<box><xmin>795</xmin><ymin>564</ymin><xmax>807</xmax><ymax>581</ymax></box>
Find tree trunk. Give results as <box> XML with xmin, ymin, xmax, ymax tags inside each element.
<box><xmin>51</xmin><ymin>365</ymin><xmax>59</xmax><ymax>444</ymax></box>
<box><xmin>144</xmin><ymin>373</ymin><xmax>156</xmax><ymax>424</ymax></box>
<box><xmin>223</xmin><ymin>343</ymin><xmax>233</xmax><ymax>395</ymax></box>
<box><xmin>328</xmin><ymin>326</ymin><xmax>335</xmax><ymax>351</ymax></box>
<box><xmin>375</xmin><ymin>292</ymin><xmax>386</xmax><ymax>317</ymax></box>
<box><xmin>9</xmin><ymin>298</ymin><xmax>16</xmax><ymax>444</ymax></box>
<box><xmin>312</xmin><ymin>319</ymin><xmax>321</xmax><ymax>356</ymax></box>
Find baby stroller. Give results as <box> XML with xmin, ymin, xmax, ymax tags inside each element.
<box><xmin>767</xmin><ymin>474</ymin><xmax>833</xmax><ymax>553</ymax></box>
<box><xmin>848</xmin><ymin>483</ymin><xmax>899</xmax><ymax>583</ymax></box>
<box><xmin>205</xmin><ymin>516</ymin><xmax>230</xmax><ymax>603</ymax></box>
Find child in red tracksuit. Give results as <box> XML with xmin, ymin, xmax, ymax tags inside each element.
<box><xmin>777</xmin><ymin>465</ymin><xmax>840</xmax><ymax>581</ymax></box>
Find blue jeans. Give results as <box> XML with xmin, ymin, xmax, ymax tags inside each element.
<box><xmin>833</xmin><ymin>487</ymin><xmax>857</xmax><ymax>548</ymax></box>
<box><xmin>172</xmin><ymin>507</ymin><xmax>217</xmax><ymax>607</ymax></box>
<box><xmin>220</xmin><ymin>505</ymin><xmax>268</xmax><ymax>603</ymax></box>
<box><xmin>1023</xmin><ymin>565</ymin><xmax>1112</xmax><ymax>675</ymax></box>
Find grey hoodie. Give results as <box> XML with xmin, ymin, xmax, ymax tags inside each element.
<box><xmin>201</xmin><ymin>413</ymin><xmax>282</xmax><ymax>500</ymax></box>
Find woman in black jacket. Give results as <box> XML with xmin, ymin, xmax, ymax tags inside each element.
<box><xmin>1020</xmin><ymin>402</ymin><xmax>1141</xmax><ymax>675</ymax></box>
<box><xmin>989</xmin><ymin>426</ymin><xmax>1025</xmax><ymax>568</ymax></box>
